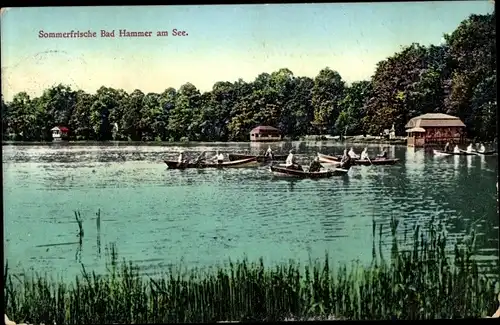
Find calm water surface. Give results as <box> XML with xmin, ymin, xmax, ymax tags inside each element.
<box><xmin>3</xmin><ymin>142</ymin><xmax>498</xmax><ymax>280</ymax></box>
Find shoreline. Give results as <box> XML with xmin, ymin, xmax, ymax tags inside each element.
<box><xmin>3</xmin><ymin>136</ymin><xmax>494</xmax><ymax>147</ymax></box>
<box><xmin>1</xmin><ymin>139</ymin><xmax>412</xmax><ymax>146</ymax></box>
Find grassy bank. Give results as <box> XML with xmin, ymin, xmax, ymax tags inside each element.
<box><xmin>4</xmin><ymin>217</ymin><xmax>499</xmax><ymax>323</ymax></box>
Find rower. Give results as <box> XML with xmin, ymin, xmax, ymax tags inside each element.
<box><xmin>466</xmin><ymin>143</ymin><xmax>474</xmax><ymax>153</ymax></box>
<box><xmin>308</xmin><ymin>156</ymin><xmax>322</xmax><ymax>173</ymax></box>
<box><xmin>339</xmin><ymin>149</ymin><xmax>352</xmax><ymax>169</ymax></box>
<box><xmin>213</xmin><ymin>150</ymin><xmax>224</xmax><ymax>164</ymax></box>
<box><xmin>265</xmin><ymin>146</ymin><xmax>274</xmax><ymax>159</ymax></box>
<box><xmin>360</xmin><ymin>147</ymin><xmax>370</xmax><ymax>160</ymax></box>
<box><xmin>479</xmin><ymin>143</ymin><xmax>486</xmax><ymax>153</ymax></box>
<box><xmin>444</xmin><ymin>142</ymin><xmax>451</xmax><ymax>152</ymax></box>
<box><xmin>177</xmin><ymin>151</ymin><xmax>187</xmax><ymax>164</ymax></box>
<box><xmin>377</xmin><ymin>147</ymin><xmax>388</xmax><ymax>159</ymax></box>
<box><xmin>285</xmin><ymin>149</ymin><xmax>300</xmax><ymax>170</ymax></box>
<box><xmin>348</xmin><ymin>147</ymin><xmax>359</xmax><ymax>159</ymax></box>
<box><xmin>453</xmin><ymin>145</ymin><xmax>460</xmax><ymax>153</ymax></box>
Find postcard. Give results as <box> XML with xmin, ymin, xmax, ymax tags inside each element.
<box><xmin>1</xmin><ymin>2</ymin><xmax>498</xmax><ymax>323</ymax></box>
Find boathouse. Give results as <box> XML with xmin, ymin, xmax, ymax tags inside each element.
<box><xmin>51</xmin><ymin>126</ymin><xmax>69</xmax><ymax>141</ymax></box>
<box><xmin>250</xmin><ymin>125</ymin><xmax>282</xmax><ymax>142</ymax></box>
<box><xmin>405</xmin><ymin>113</ymin><xmax>465</xmax><ymax>147</ymax></box>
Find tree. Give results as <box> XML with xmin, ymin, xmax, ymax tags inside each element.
<box><xmin>311</xmin><ymin>68</ymin><xmax>345</xmax><ymax>134</ymax></box>
<box><xmin>167</xmin><ymin>83</ymin><xmax>201</xmax><ymax>141</ymax></box>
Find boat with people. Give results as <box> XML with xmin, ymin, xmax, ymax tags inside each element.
<box><xmin>269</xmin><ymin>165</ymin><xmax>349</xmax><ymax>179</ymax></box>
<box><xmin>433</xmin><ymin>149</ymin><xmax>475</xmax><ymax>157</ymax></box>
<box><xmin>317</xmin><ymin>153</ymin><xmax>399</xmax><ymax>166</ymax></box>
<box><xmin>437</xmin><ymin>142</ymin><xmax>495</xmax><ymax>157</ymax></box>
<box><xmin>472</xmin><ymin>150</ymin><xmax>497</xmax><ymax>156</ymax></box>
<box><xmin>459</xmin><ymin>143</ymin><xmax>497</xmax><ymax>156</ymax></box>
<box><xmin>269</xmin><ymin>149</ymin><xmax>349</xmax><ymax>178</ymax></box>
<box><xmin>164</xmin><ymin>156</ymin><xmax>259</xmax><ymax>169</ymax></box>
<box><xmin>228</xmin><ymin>153</ymin><xmax>288</xmax><ymax>162</ymax></box>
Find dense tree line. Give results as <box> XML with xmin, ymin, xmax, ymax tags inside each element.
<box><xmin>1</xmin><ymin>13</ymin><xmax>496</xmax><ymax>142</ymax></box>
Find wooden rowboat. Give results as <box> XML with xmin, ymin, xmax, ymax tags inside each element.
<box><xmin>458</xmin><ymin>149</ymin><xmax>480</xmax><ymax>156</ymax></box>
<box><xmin>473</xmin><ymin>150</ymin><xmax>497</xmax><ymax>156</ymax></box>
<box><xmin>228</xmin><ymin>153</ymin><xmax>288</xmax><ymax>162</ymax></box>
<box><xmin>164</xmin><ymin>157</ymin><xmax>259</xmax><ymax>169</ymax></box>
<box><xmin>317</xmin><ymin>153</ymin><xmax>399</xmax><ymax>166</ymax></box>
<box><xmin>433</xmin><ymin>149</ymin><xmax>453</xmax><ymax>157</ymax></box>
<box><xmin>433</xmin><ymin>149</ymin><xmax>474</xmax><ymax>156</ymax></box>
<box><xmin>269</xmin><ymin>165</ymin><xmax>349</xmax><ymax>179</ymax></box>
<box><xmin>458</xmin><ymin>149</ymin><xmax>497</xmax><ymax>156</ymax></box>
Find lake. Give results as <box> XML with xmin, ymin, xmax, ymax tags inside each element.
<box><xmin>2</xmin><ymin>141</ymin><xmax>498</xmax><ymax>280</ymax></box>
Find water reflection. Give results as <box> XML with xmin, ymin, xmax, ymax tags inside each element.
<box><xmin>389</xmin><ymin>145</ymin><xmax>396</xmax><ymax>158</ymax></box>
<box><xmin>466</xmin><ymin>155</ymin><xmax>473</xmax><ymax>170</ymax></box>
<box><xmin>453</xmin><ymin>156</ymin><xmax>460</xmax><ymax>176</ymax></box>
<box><xmin>405</xmin><ymin>147</ymin><xmax>425</xmax><ymax>177</ymax></box>
<box><xmin>480</xmin><ymin>155</ymin><xmax>487</xmax><ymax>169</ymax></box>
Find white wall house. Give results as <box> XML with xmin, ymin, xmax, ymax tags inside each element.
<box><xmin>51</xmin><ymin>126</ymin><xmax>69</xmax><ymax>141</ymax></box>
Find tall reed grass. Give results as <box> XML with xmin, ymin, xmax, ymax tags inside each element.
<box><xmin>4</xmin><ymin>217</ymin><xmax>499</xmax><ymax>323</ymax></box>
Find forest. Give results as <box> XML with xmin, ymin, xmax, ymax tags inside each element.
<box><xmin>1</xmin><ymin>13</ymin><xmax>496</xmax><ymax>142</ymax></box>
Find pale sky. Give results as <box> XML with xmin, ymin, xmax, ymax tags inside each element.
<box><xmin>0</xmin><ymin>2</ymin><xmax>494</xmax><ymax>101</ymax></box>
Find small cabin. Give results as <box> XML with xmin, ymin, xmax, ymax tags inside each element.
<box><xmin>51</xmin><ymin>126</ymin><xmax>69</xmax><ymax>141</ymax></box>
<box><xmin>405</xmin><ymin>113</ymin><xmax>465</xmax><ymax>147</ymax></box>
<box><xmin>250</xmin><ymin>125</ymin><xmax>282</xmax><ymax>142</ymax></box>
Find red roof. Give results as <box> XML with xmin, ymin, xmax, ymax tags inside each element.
<box><xmin>250</xmin><ymin>125</ymin><xmax>280</xmax><ymax>133</ymax></box>
<box><xmin>52</xmin><ymin>126</ymin><xmax>69</xmax><ymax>132</ymax></box>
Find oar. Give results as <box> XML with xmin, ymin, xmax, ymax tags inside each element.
<box><xmin>193</xmin><ymin>151</ymin><xmax>206</xmax><ymax>165</ymax></box>
<box><xmin>366</xmin><ymin>155</ymin><xmax>373</xmax><ymax>166</ymax></box>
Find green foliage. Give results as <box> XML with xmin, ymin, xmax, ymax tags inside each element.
<box><xmin>2</xmin><ymin>13</ymin><xmax>496</xmax><ymax>141</ymax></box>
<box><xmin>3</xmin><ymin>219</ymin><xmax>499</xmax><ymax>323</ymax></box>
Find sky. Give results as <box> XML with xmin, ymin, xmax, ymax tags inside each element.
<box><xmin>0</xmin><ymin>2</ymin><xmax>495</xmax><ymax>101</ymax></box>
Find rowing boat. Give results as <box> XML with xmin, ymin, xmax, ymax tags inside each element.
<box><xmin>317</xmin><ymin>153</ymin><xmax>399</xmax><ymax>166</ymax></box>
<box><xmin>458</xmin><ymin>149</ymin><xmax>497</xmax><ymax>156</ymax></box>
<box><xmin>433</xmin><ymin>149</ymin><xmax>474</xmax><ymax>156</ymax></box>
<box><xmin>433</xmin><ymin>149</ymin><xmax>453</xmax><ymax>157</ymax></box>
<box><xmin>458</xmin><ymin>149</ymin><xmax>481</xmax><ymax>156</ymax></box>
<box><xmin>473</xmin><ymin>150</ymin><xmax>497</xmax><ymax>156</ymax></box>
<box><xmin>164</xmin><ymin>157</ymin><xmax>259</xmax><ymax>169</ymax></box>
<box><xmin>228</xmin><ymin>153</ymin><xmax>288</xmax><ymax>162</ymax></box>
<box><xmin>269</xmin><ymin>165</ymin><xmax>349</xmax><ymax>179</ymax></box>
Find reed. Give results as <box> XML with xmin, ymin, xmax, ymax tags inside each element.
<box><xmin>4</xmin><ymin>217</ymin><xmax>499</xmax><ymax>323</ymax></box>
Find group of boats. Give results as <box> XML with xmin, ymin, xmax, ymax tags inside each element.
<box><xmin>163</xmin><ymin>147</ymin><xmax>399</xmax><ymax>179</ymax></box>
<box><xmin>433</xmin><ymin>143</ymin><xmax>497</xmax><ymax>157</ymax></box>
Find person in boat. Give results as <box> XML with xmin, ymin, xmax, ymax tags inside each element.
<box><xmin>264</xmin><ymin>146</ymin><xmax>274</xmax><ymax>160</ymax></box>
<box><xmin>479</xmin><ymin>143</ymin><xmax>486</xmax><ymax>153</ymax></box>
<box><xmin>285</xmin><ymin>149</ymin><xmax>302</xmax><ymax>171</ymax></box>
<box><xmin>309</xmin><ymin>156</ymin><xmax>322</xmax><ymax>173</ymax></box>
<box><xmin>339</xmin><ymin>149</ymin><xmax>353</xmax><ymax>169</ymax></box>
<box><xmin>212</xmin><ymin>150</ymin><xmax>225</xmax><ymax>164</ymax></box>
<box><xmin>360</xmin><ymin>147</ymin><xmax>370</xmax><ymax>160</ymax></box>
<box><xmin>466</xmin><ymin>143</ymin><xmax>474</xmax><ymax>153</ymax></box>
<box><xmin>377</xmin><ymin>147</ymin><xmax>388</xmax><ymax>159</ymax></box>
<box><xmin>444</xmin><ymin>142</ymin><xmax>451</xmax><ymax>153</ymax></box>
<box><xmin>453</xmin><ymin>145</ymin><xmax>460</xmax><ymax>154</ymax></box>
<box><xmin>177</xmin><ymin>151</ymin><xmax>188</xmax><ymax>166</ymax></box>
<box><xmin>348</xmin><ymin>147</ymin><xmax>359</xmax><ymax>159</ymax></box>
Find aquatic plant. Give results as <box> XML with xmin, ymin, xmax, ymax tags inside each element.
<box><xmin>4</xmin><ymin>218</ymin><xmax>499</xmax><ymax>323</ymax></box>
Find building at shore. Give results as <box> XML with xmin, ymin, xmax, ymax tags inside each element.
<box><xmin>250</xmin><ymin>125</ymin><xmax>282</xmax><ymax>142</ymax></box>
<box><xmin>405</xmin><ymin>113</ymin><xmax>465</xmax><ymax>147</ymax></box>
<box><xmin>51</xmin><ymin>126</ymin><xmax>69</xmax><ymax>141</ymax></box>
